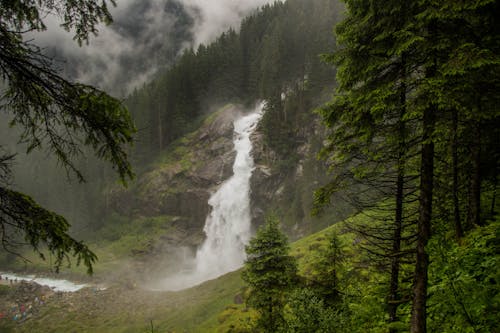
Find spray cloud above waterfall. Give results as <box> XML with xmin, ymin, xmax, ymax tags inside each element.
<box><xmin>34</xmin><ymin>0</ymin><xmax>276</xmax><ymax>96</ymax></box>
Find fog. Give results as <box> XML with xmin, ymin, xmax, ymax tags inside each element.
<box><xmin>34</xmin><ymin>0</ymin><xmax>276</xmax><ymax>96</ymax></box>
<box><xmin>182</xmin><ymin>0</ymin><xmax>278</xmax><ymax>47</ymax></box>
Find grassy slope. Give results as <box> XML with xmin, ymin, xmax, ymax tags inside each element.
<box><xmin>1</xmin><ymin>206</ymin><xmax>498</xmax><ymax>332</ymax></box>
<box><xmin>0</xmin><ymin>213</ymin><xmax>358</xmax><ymax>333</ymax></box>
<box><xmin>0</xmin><ymin>270</ymin><xmax>243</xmax><ymax>333</ymax></box>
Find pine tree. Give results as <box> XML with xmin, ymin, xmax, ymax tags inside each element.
<box><xmin>309</xmin><ymin>231</ymin><xmax>346</xmax><ymax>306</ymax></box>
<box><xmin>242</xmin><ymin>215</ymin><xmax>298</xmax><ymax>333</ymax></box>
<box><xmin>318</xmin><ymin>1</ymin><xmax>500</xmax><ymax>332</ymax></box>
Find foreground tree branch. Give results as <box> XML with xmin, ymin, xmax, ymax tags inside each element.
<box><xmin>0</xmin><ymin>0</ymin><xmax>135</xmax><ymax>273</ymax></box>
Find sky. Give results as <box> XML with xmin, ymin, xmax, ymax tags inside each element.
<box><xmin>34</xmin><ymin>0</ymin><xmax>275</xmax><ymax>96</ymax></box>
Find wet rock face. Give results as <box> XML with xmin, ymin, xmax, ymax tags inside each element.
<box><xmin>110</xmin><ymin>104</ymin><xmax>242</xmax><ymax>239</ymax></box>
<box><xmin>160</xmin><ymin>190</ymin><xmax>210</xmax><ymax>230</ymax></box>
<box><xmin>195</xmin><ymin>149</ymin><xmax>236</xmax><ymax>187</ymax></box>
<box><xmin>249</xmin><ymin>130</ymin><xmax>285</xmax><ymax>228</ymax></box>
<box><xmin>248</xmin><ymin>117</ymin><xmax>326</xmax><ymax>237</ymax></box>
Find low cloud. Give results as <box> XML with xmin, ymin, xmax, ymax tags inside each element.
<box><xmin>182</xmin><ymin>0</ymin><xmax>275</xmax><ymax>47</ymax></box>
<box><xmin>32</xmin><ymin>0</ymin><xmax>275</xmax><ymax>96</ymax></box>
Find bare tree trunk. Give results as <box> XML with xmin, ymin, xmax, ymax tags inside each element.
<box><xmin>410</xmin><ymin>105</ymin><xmax>435</xmax><ymax>333</ymax></box>
<box><xmin>467</xmin><ymin>121</ymin><xmax>481</xmax><ymax>227</ymax></box>
<box><xmin>452</xmin><ymin>109</ymin><xmax>463</xmax><ymax>239</ymax></box>
<box><xmin>491</xmin><ymin>168</ymin><xmax>498</xmax><ymax>217</ymax></box>
<box><xmin>389</xmin><ymin>163</ymin><xmax>404</xmax><ymax>332</ymax></box>
<box><xmin>389</xmin><ymin>60</ymin><xmax>406</xmax><ymax>332</ymax></box>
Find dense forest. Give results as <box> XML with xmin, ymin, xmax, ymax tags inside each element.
<box><xmin>239</xmin><ymin>0</ymin><xmax>500</xmax><ymax>332</ymax></box>
<box><xmin>126</xmin><ymin>0</ymin><xmax>342</xmax><ymax>166</ymax></box>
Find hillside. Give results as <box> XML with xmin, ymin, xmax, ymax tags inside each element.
<box><xmin>2</xmin><ymin>207</ymin><xmax>497</xmax><ymax>332</ymax></box>
<box><xmin>0</xmin><ymin>210</ymin><xmax>391</xmax><ymax>333</ymax></box>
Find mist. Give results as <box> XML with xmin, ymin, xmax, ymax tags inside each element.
<box><xmin>34</xmin><ymin>0</ymin><xmax>276</xmax><ymax>96</ymax></box>
<box><xmin>182</xmin><ymin>0</ymin><xmax>278</xmax><ymax>47</ymax></box>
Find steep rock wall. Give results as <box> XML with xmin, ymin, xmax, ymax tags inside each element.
<box><xmin>249</xmin><ymin>115</ymin><xmax>353</xmax><ymax>240</ymax></box>
<box><xmin>108</xmin><ymin>104</ymin><xmax>243</xmax><ymax>249</ymax></box>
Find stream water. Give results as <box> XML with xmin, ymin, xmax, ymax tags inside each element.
<box><xmin>152</xmin><ymin>104</ymin><xmax>263</xmax><ymax>291</ymax></box>
<box><xmin>0</xmin><ymin>272</ymin><xmax>88</xmax><ymax>292</ymax></box>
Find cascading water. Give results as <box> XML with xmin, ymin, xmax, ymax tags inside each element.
<box><xmin>195</xmin><ymin>108</ymin><xmax>262</xmax><ymax>277</ymax></box>
<box><xmin>152</xmin><ymin>104</ymin><xmax>263</xmax><ymax>291</ymax></box>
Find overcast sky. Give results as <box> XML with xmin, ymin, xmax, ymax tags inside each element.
<box><xmin>34</xmin><ymin>0</ymin><xmax>275</xmax><ymax>96</ymax></box>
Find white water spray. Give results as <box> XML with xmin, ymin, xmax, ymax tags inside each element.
<box><xmin>153</xmin><ymin>104</ymin><xmax>263</xmax><ymax>291</ymax></box>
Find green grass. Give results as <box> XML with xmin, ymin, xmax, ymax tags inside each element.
<box><xmin>0</xmin><ymin>214</ymin><xmax>175</xmax><ymax>278</ymax></box>
<box><xmin>0</xmin><ymin>270</ymin><xmax>244</xmax><ymax>333</ymax></box>
<box><xmin>2</xmin><ymin>207</ymin><xmax>498</xmax><ymax>332</ymax></box>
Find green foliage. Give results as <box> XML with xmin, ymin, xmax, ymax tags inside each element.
<box><xmin>0</xmin><ymin>0</ymin><xmax>135</xmax><ymax>274</ymax></box>
<box><xmin>0</xmin><ymin>0</ymin><xmax>115</xmax><ymax>45</ymax></box>
<box><xmin>283</xmin><ymin>288</ymin><xmax>336</xmax><ymax>333</ymax></box>
<box><xmin>308</xmin><ymin>231</ymin><xmax>346</xmax><ymax>306</ymax></box>
<box><xmin>1</xmin><ymin>2</ymin><xmax>135</xmax><ymax>183</ymax></box>
<box><xmin>242</xmin><ymin>215</ymin><xmax>298</xmax><ymax>332</ymax></box>
<box><xmin>427</xmin><ymin>219</ymin><xmax>500</xmax><ymax>332</ymax></box>
<box><xmin>0</xmin><ymin>188</ymin><xmax>97</xmax><ymax>274</ymax></box>
<box><xmin>317</xmin><ymin>0</ymin><xmax>500</xmax><ymax>331</ymax></box>
<box><xmin>217</xmin><ymin>305</ymin><xmax>258</xmax><ymax>333</ymax></box>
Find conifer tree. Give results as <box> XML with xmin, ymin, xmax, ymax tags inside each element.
<box><xmin>242</xmin><ymin>215</ymin><xmax>298</xmax><ymax>333</ymax></box>
<box><xmin>318</xmin><ymin>1</ymin><xmax>499</xmax><ymax>332</ymax></box>
<box><xmin>0</xmin><ymin>0</ymin><xmax>135</xmax><ymax>274</ymax></box>
<box><xmin>309</xmin><ymin>231</ymin><xmax>346</xmax><ymax>307</ymax></box>
<box><xmin>316</xmin><ymin>1</ymin><xmax>421</xmax><ymax>330</ymax></box>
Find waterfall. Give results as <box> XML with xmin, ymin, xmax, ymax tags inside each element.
<box><xmin>195</xmin><ymin>108</ymin><xmax>263</xmax><ymax>276</ymax></box>
<box><xmin>153</xmin><ymin>104</ymin><xmax>263</xmax><ymax>291</ymax></box>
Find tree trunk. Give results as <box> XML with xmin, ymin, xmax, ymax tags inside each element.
<box><xmin>389</xmin><ymin>163</ymin><xmax>404</xmax><ymax>332</ymax></box>
<box><xmin>467</xmin><ymin>121</ymin><xmax>481</xmax><ymax>227</ymax></box>
<box><xmin>452</xmin><ymin>109</ymin><xmax>463</xmax><ymax>239</ymax></box>
<box><xmin>157</xmin><ymin>107</ymin><xmax>163</xmax><ymax>152</ymax></box>
<box><xmin>491</xmin><ymin>167</ymin><xmax>498</xmax><ymax>217</ymax></box>
<box><xmin>410</xmin><ymin>105</ymin><xmax>435</xmax><ymax>333</ymax></box>
<box><xmin>389</xmin><ymin>60</ymin><xmax>407</xmax><ymax>332</ymax></box>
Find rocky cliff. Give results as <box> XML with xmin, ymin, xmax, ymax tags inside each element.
<box><xmin>106</xmin><ymin>102</ymin><xmax>350</xmax><ymax>265</ymax></box>
<box><xmin>107</xmin><ymin>105</ymin><xmax>243</xmax><ymax>255</ymax></box>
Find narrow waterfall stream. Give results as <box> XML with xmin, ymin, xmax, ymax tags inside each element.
<box><xmin>152</xmin><ymin>104</ymin><xmax>263</xmax><ymax>291</ymax></box>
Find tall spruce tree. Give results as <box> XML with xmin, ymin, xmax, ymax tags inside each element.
<box><xmin>316</xmin><ymin>0</ymin><xmax>420</xmax><ymax>329</ymax></box>
<box><xmin>410</xmin><ymin>2</ymin><xmax>499</xmax><ymax>331</ymax></box>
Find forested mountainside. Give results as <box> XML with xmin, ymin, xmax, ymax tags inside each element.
<box><xmin>0</xmin><ymin>0</ymin><xmax>343</xmax><ymax>238</ymax></box>
<box><xmin>97</xmin><ymin>0</ymin><xmax>350</xmax><ymax>275</ymax></box>
<box><xmin>0</xmin><ymin>0</ymin><xmax>347</xmax><ymax>268</ymax></box>
<box><xmin>117</xmin><ymin>0</ymin><xmax>349</xmax><ymax>238</ymax></box>
<box><xmin>83</xmin><ymin>0</ymin><xmax>346</xmax><ymax>239</ymax></box>
<box><xmin>126</xmin><ymin>0</ymin><xmax>342</xmax><ymax>165</ymax></box>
